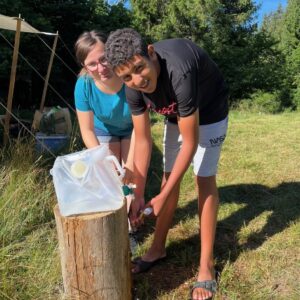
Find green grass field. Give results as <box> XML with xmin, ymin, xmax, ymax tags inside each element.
<box><xmin>0</xmin><ymin>111</ymin><xmax>299</xmax><ymax>299</ymax></box>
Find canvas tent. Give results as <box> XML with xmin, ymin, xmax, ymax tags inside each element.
<box><xmin>0</xmin><ymin>14</ymin><xmax>46</xmax><ymax>33</ymax></box>
<box><xmin>0</xmin><ymin>14</ymin><xmax>58</xmax><ymax>145</ymax></box>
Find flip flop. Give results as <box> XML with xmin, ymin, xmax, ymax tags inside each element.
<box><xmin>131</xmin><ymin>256</ymin><xmax>167</xmax><ymax>274</ymax></box>
<box><xmin>190</xmin><ymin>279</ymin><xmax>217</xmax><ymax>300</ymax></box>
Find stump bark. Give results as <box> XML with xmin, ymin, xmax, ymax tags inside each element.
<box><xmin>54</xmin><ymin>203</ymin><xmax>131</xmax><ymax>300</ymax></box>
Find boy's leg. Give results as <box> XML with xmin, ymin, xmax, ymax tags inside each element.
<box><xmin>131</xmin><ymin>174</ymin><xmax>180</xmax><ymax>273</ymax></box>
<box><xmin>191</xmin><ymin>117</ymin><xmax>228</xmax><ymax>299</ymax></box>
<box><xmin>138</xmin><ymin>172</ymin><xmax>180</xmax><ymax>262</ymax></box>
<box><xmin>132</xmin><ymin>121</ymin><xmax>180</xmax><ymax>272</ymax></box>
<box><xmin>192</xmin><ymin>175</ymin><xmax>219</xmax><ymax>300</ymax></box>
<box><xmin>142</xmin><ymin>120</ymin><xmax>182</xmax><ymax>259</ymax></box>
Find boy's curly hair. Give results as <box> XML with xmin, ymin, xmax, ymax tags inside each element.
<box><xmin>105</xmin><ymin>28</ymin><xmax>148</xmax><ymax>69</ymax></box>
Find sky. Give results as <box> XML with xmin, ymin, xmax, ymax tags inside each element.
<box><xmin>108</xmin><ymin>0</ymin><xmax>288</xmax><ymax>24</ymax></box>
<box><xmin>255</xmin><ymin>0</ymin><xmax>287</xmax><ymax>24</ymax></box>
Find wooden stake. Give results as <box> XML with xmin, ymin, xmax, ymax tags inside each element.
<box><xmin>39</xmin><ymin>31</ymin><xmax>59</xmax><ymax>112</ymax></box>
<box><xmin>54</xmin><ymin>203</ymin><xmax>132</xmax><ymax>299</ymax></box>
<box><xmin>3</xmin><ymin>15</ymin><xmax>22</xmax><ymax>145</ymax></box>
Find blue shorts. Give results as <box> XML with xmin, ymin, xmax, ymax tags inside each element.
<box><xmin>94</xmin><ymin>127</ymin><xmax>131</xmax><ymax>143</ymax></box>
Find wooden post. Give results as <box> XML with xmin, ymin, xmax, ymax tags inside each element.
<box><xmin>53</xmin><ymin>203</ymin><xmax>132</xmax><ymax>300</ymax></box>
<box><xmin>39</xmin><ymin>31</ymin><xmax>59</xmax><ymax>112</ymax></box>
<box><xmin>3</xmin><ymin>15</ymin><xmax>22</xmax><ymax>145</ymax></box>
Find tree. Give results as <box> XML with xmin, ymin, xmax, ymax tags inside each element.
<box><xmin>130</xmin><ymin>0</ymin><xmax>285</xmax><ymax>102</ymax></box>
<box><xmin>284</xmin><ymin>0</ymin><xmax>300</xmax><ymax>108</ymax></box>
<box><xmin>0</xmin><ymin>0</ymin><xmax>132</xmax><ymax>109</ymax></box>
<box><xmin>262</xmin><ymin>0</ymin><xmax>300</xmax><ymax>109</ymax></box>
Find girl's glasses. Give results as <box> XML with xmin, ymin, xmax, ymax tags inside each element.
<box><xmin>84</xmin><ymin>56</ymin><xmax>108</xmax><ymax>71</ymax></box>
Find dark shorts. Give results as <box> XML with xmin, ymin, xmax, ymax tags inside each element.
<box><xmin>94</xmin><ymin>127</ymin><xmax>131</xmax><ymax>143</ymax></box>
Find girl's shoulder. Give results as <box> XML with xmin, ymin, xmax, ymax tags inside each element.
<box><xmin>75</xmin><ymin>75</ymin><xmax>95</xmax><ymax>92</ymax></box>
<box><xmin>77</xmin><ymin>74</ymin><xmax>93</xmax><ymax>85</ymax></box>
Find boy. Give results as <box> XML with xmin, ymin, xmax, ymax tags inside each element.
<box><xmin>105</xmin><ymin>28</ymin><xmax>228</xmax><ymax>300</ymax></box>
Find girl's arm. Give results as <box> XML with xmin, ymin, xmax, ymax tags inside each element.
<box><xmin>76</xmin><ymin>110</ymin><xmax>99</xmax><ymax>148</ymax></box>
<box><xmin>129</xmin><ymin>111</ymin><xmax>152</xmax><ymax>225</ymax></box>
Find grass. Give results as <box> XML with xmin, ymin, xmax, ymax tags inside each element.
<box><xmin>0</xmin><ymin>111</ymin><xmax>299</xmax><ymax>299</ymax></box>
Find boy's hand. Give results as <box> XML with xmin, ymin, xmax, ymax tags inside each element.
<box><xmin>149</xmin><ymin>193</ymin><xmax>167</xmax><ymax>217</ymax></box>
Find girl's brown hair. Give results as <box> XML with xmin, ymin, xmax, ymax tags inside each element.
<box><xmin>74</xmin><ymin>30</ymin><xmax>107</xmax><ymax>75</ymax></box>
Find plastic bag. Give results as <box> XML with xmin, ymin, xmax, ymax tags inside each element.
<box><xmin>50</xmin><ymin>145</ymin><xmax>125</xmax><ymax>216</ymax></box>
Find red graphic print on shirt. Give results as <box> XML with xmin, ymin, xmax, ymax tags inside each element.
<box><xmin>147</xmin><ymin>102</ymin><xmax>177</xmax><ymax>116</ymax></box>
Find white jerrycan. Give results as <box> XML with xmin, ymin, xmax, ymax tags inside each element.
<box><xmin>50</xmin><ymin>145</ymin><xmax>125</xmax><ymax>217</ymax></box>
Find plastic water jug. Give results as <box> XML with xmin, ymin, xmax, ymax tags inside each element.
<box><xmin>50</xmin><ymin>145</ymin><xmax>125</xmax><ymax>216</ymax></box>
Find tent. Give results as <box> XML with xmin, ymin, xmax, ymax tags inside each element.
<box><xmin>0</xmin><ymin>14</ymin><xmax>58</xmax><ymax>145</ymax></box>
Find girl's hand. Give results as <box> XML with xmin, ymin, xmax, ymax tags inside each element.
<box><xmin>129</xmin><ymin>197</ymin><xmax>145</xmax><ymax>228</ymax></box>
<box><xmin>122</xmin><ymin>166</ymin><xmax>134</xmax><ymax>185</ymax></box>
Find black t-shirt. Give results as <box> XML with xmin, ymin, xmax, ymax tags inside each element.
<box><xmin>125</xmin><ymin>38</ymin><xmax>229</xmax><ymax>125</ymax></box>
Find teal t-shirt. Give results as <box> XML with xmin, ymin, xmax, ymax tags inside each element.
<box><xmin>74</xmin><ymin>75</ymin><xmax>133</xmax><ymax>136</ymax></box>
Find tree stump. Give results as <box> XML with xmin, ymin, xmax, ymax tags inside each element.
<box><xmin>54</xmin><ymin>203</ymin><xmax>131</xmax><ymax>300</ymax></box>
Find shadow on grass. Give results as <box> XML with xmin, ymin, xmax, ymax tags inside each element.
<box><xmin>133</xmin><ymin>129</ymin><xmax>300</xmax><ymax>299</ymax></box>
<box><xmin>215</xmin><ymin>182</ymin><xmax>300</xmax><ymax>265</ymax></box>
<box><xmin>133</xmin><ymin>181</ymin><xmax>300</xmax><ymax>299</ymax></box>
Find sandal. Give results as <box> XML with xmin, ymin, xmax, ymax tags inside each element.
<box><xmin>190</xmin><ymin>279</ymin><xmax>217</xmax><ymax>300</ymax></box>
<box><xmin>131</xmin><ymin>256</ymin><xmax>167</xmax><ymax>274</ymax></box>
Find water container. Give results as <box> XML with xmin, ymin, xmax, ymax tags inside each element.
<box><xmin>50</xmin><ymin>145</ymin><xmax>125</xmax><ymax>216</ymax></box>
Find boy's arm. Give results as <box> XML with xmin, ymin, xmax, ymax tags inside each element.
<box><xmin>149</xmin><ymin>110</ymin><xmax>199</xmax><ymax>215</ymax></box>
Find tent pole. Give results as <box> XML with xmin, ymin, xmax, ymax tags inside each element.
<box><xmin>39</xmin><ymin>31</ymin><xmax>59</xmax><ymax>112</ymax></box>
<box><xmin>3</xmin><ymin>15</ymin><xmax>22</xmax><ymax>145</ymax></box>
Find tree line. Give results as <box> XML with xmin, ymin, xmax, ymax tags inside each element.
<box><xmin>0</xmin><ymin>0</ymin><xmax>299</xmax><ymax>113</ymax></box>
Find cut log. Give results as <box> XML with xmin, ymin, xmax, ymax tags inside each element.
<box><xmin>54</xmin><ymin>203</ymin><xmax>131</xmax><ymax>299</ymax></box>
